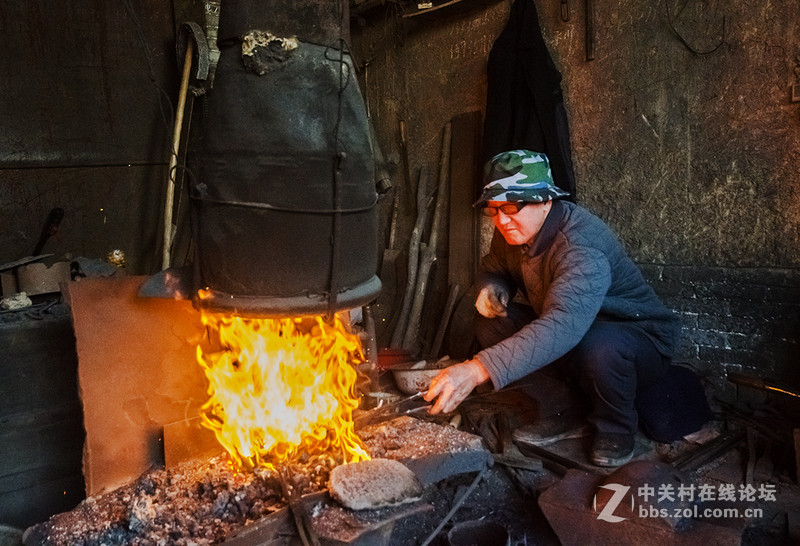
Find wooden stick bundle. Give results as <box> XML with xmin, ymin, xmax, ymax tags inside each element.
<box><xmin>390</xmin><ymin>167</ymin><xmax>434</xmax><ymax>348</ymax></box>
<box><xmin>401</xmin><ymin>122</ymin><xmax>451</xmax><ymax>352</ymax></box>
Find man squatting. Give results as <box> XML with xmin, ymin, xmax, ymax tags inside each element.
<box><xmin>424</xmin><ymin>150</ymin><xmax>682</xmax><ymax>467</ymax></box>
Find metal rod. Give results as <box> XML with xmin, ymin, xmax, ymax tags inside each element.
<box><xmin>188</xmin><ymin>193</ymin><xmax>377</xmax><ymax>214</ymax></box>
<box><xmin>354</xmin><ymin>391</ymin><xmax>428</xmax><ymax>428</ymax></box>
<box><xmin>727</xmin><ymin>371</ymin><xmax>800</xmax><ymax>399</ymax></box>
<box><xmin>327</xmin><ymin>153</ymin><xmax>345</xmax><ymax>321</ymax></box>
<box><xmin>420</xmin><ymin>466</ymin><xmax>488</xmax><ymax>546</ymax></box>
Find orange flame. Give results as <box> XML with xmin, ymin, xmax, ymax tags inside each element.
<box><xmin>196</xmin><ymin>310</ymin><xmax>369</xmax><ymax>470</ymax></box>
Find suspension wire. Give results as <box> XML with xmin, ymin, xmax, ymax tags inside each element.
<box><xmin>325</xmin><ymin>0</ymin><xmax>351</xmax><ymax>323</ymax></box>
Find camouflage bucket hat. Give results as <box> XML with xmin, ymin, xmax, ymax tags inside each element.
<box><xmin>474</xmin><ymin>150</ymin><xmax>570</xmax><ymax>206</ymax></box>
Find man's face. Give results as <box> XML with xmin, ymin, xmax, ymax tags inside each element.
<box><xmin>489</xmin><ymin>200</ymin><xmax>552</xmax><ymax>245</ymax></box>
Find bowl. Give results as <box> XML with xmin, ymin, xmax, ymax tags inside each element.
<box><xmin>390</xmin><ymin>358</ymin><xmax>454</xmax><ymax>394</ymax></box>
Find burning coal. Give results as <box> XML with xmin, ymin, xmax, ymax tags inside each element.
<box><xmin>196</xmin><ymin>309</ymin><xmax>370</xmax><ymax>470</ymax></box>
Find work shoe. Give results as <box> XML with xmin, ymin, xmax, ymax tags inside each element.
<box><xmin>590</xmin><ymin>432</ymin><xmax>635</xmax><ymax>467</ymax></box>
<box><xmin>512</xmin><ymin>410</ymin><xmax>591</xmax><ymax>448</ymax></box>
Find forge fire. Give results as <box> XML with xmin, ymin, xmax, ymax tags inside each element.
<box><xmin>196</xmin><ymin>310</ymin><xmax>369</xmax><ymax>470</ymax></box>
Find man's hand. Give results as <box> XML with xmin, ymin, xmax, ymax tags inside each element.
<box><xmin>475</xmin><ymin>284</ymin><xmax>509</xmax><ymax>318</ymax></box>
<box><xmin>424</xmin><ymin>359</ymin><xmax>490</xmax><ymax>414</ymax></box>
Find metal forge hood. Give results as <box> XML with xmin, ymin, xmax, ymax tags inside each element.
<box><xmin>191</xmin><ymin>0</ymin><xmax>380</xmax><ymax>317</ymax></box>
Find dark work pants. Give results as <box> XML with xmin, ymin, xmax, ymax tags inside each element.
<box><xmin>475</xmin><ymin>302</ymin><xmax>670</xmax><ymax>436</ymax></box>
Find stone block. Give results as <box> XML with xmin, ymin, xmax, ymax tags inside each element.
<box><xmin>359</xmin><ymin>416</ymin><xmax>492</xmax><ymax>486</ymax></box>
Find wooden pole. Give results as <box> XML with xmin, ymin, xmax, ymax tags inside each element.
<box><xmin>162</xmin><ymin>40</ymin><xmax>194</xmax><ymax>270</ymax></box>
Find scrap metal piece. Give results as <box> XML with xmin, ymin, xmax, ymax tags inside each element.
<box><xmin>0</xmin><ymin>254</ymin><xmax>54</xmax><ymax>272</ymax></box>
<box><xmin>672</xmin><ymin>429</ymin><xmax>746</xmax><ymax>472</ymax></box>
<box><xmin>224</xmin><ymin>489</ymin><xmax>432</xmax><ymax>546</ymax></box>
<box><xmin>279</xmin><ymin>465</ymin><xmax>320</xmax><ymax>546</ymax></box>
<box><xmin>137</xmin><ymin>266</ymin><xmax>193</xmax><ymax>300</ymax></box>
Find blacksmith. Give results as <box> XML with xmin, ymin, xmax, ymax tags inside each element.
<box><xmin>424</xmin><ymin>150</ymin><xmax>682</xmax><ymax>467</ymax></box>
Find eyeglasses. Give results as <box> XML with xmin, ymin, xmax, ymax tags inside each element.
<box><xmin>481</xmin><ymin>202</ymin><xmax>528</xmax><ymax>217</ymax></box>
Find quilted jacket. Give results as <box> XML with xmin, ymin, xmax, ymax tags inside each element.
<box><xmin>475</xmin><ymin>200</ymin><xmax>682</xmax><ymax>389</ymax></box>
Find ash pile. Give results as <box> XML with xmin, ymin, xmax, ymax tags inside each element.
<box><xmin>23</xmin><ymin>416</ymin><xmax>511</xmax><ymax>546</ymax></box>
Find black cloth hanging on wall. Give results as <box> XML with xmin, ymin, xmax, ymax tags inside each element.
<box><xmin>482</xmin><ymin>0</ymin><xmax>576</xmax><ymax>200</ymax></box>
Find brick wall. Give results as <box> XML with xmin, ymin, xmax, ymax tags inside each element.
<box><xmin>639</xmin><ymin>265</ymin><xmax>800</xmax><ymax>394</ymax></box>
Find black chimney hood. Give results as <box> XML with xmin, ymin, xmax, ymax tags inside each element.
<box><xmin>187</xmin><ymin>0</ymin><xmax>381</xmax><ymax>318</ymax></box>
